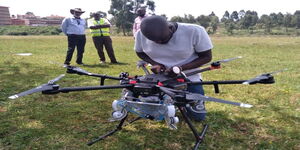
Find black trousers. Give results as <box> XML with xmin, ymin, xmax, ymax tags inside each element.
<box><xmin>92</xmin><ymin>36</ymin><xmax>117</xmax><ymax>63</ymax></box>
<box><xmin>64</xmin><ymin>34</ymin><xmax>86</xmax><ymax>64</ymax></box>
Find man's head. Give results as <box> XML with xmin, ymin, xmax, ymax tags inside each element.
<box><xmin>140</xmin><ymin>15</ymin><xmax>174</xmax><ymax>44</ymax></box>
<box><xmin>136</xmin><ymin>7</ymin><xmax>146</xmax><ymax>17</ymax></box>
<box><xmin>93</xmin><ymin>12</ymin><xmax>101</xmax><ymax>20</ymax></box>
<box><xmin>70</xmin><ymin>8</ymin><xmax>85</xmax><ymax>18</ymax></box>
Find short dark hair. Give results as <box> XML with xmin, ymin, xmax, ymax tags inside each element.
<box><xmin>140</xmin><ymin>16</ymin><xmax>169</xmax><ymax>41</ymax></box>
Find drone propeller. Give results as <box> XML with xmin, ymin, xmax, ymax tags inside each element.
<box><xmin>185</xmin><ymin>56</ymin><xmax>243</xmax><ymax>77</ymax></box>
<box><xmin>242</xmin><ymin>69</ymin><xmax>287</xmax><ymax>85</ymax></box>
<box><xmin>202</xmin><ymin>56</ymin><xmax>242</xmax><ymax>67</ymax></box>
<box><xmin>66</xmin><ymin>65</ymin><xmax>92</xmax><ymax>75</ymax></box>
<box><xmin>8</xmin><ymin>74</ymin><xmax>65</xmax><ymax>99</ymax></box>
<box><xmin>185</xmin><ymin>93</ymin><xmax>253</xmax><ymax>108</ymax></box>
<box><xmin>157</xmin><ymin>86</ymin><xmax>252</xmax><ymax>108</ymax></box>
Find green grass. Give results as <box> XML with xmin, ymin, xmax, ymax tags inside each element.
<box><xmin>0</xmin><ymin>35</ymin><xmax>299</xmax><ymax>150</ymax></box>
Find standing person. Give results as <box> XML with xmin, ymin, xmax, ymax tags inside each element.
<box><xmin>134</xmin><ymin>16</ymin><xmax>213</xmax><ymax>121</ymax></box>
<box><xmin>61</xmin><ymin>8</ymin><xmax>86</xmax><ymax>66</ymax></box>
<box><xmin>88</xmin><ymin>12</ymin><xmax>118</xmax><ymax>64</ymax></box>
<box><xmin>132</xmin><ymin>6</ymin><xmax>147</xmax><ymax>38</ymax></box>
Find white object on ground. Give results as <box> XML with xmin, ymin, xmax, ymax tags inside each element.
<box><xmin>15</xmin><ymin>53</ymin><xmax>32</xmax><ymax>56</ymax></box>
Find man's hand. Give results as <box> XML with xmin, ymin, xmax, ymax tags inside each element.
<box><xmin>151</xmin><ymin>64</ymin><xmax>166</xmax><ymax>74</ymax></box>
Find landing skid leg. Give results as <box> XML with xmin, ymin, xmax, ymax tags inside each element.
<box><xmin>87</xmin><ymin>116</ymin><xmax>141</xmax><ymax>146</ymax></box>
<box><xmin>178</xmin><ymin>106</ymin><xmax>209</xmax><ymax>150</ymax></box>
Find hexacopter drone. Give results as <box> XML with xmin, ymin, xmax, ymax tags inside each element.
<box><xmin>9</xmin><ymin>57</ymin><xmax>282</xmax><ymax>150</ymax></box>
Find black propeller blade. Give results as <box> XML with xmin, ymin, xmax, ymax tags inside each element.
<box><xmin>185</xmin><ymin>93</ymin><xmax>253</xmax><ymax>108</ymax></box>
<box><xmin>8</xmin><ymin>74</ymin><xmax>65</xmax><ymax>99</ymax></box>
<box><xmin>66</xmin><ymin>66</ymin><xmax>92</xmax><ymax>75</ymax></box>
<box><xmin>242</xmin><ymin>69</ymin><xmax>287</xmax><ymax>85</ymax></box>
<box><xmin>202</xmin><ymin>56</ymin><xmax>242</xmax><ymax>67</ymax></box>
<box><xmin>157</xmin><ymin>86</ymin><xmax>252</xmax><ymax>108</ymax></box>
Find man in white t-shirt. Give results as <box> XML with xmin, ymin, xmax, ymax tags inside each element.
<box><xmin>134</xmin><ymin>15</ymin><xmax>213</xmax><ymax>121</ymax></box>
<box><xmin>132</xmin><ymin>6</ymin><xmax>147</xmax><ymax>38</ymax></box>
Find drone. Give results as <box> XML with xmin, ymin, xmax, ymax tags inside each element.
<box><xmin>9</xmin><ymin>57</ymin><xmax>283</xmax><ymax>150</ymax></box>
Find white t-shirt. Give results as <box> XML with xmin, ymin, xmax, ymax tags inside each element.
<box><xmin>134</xmin><ymin>23</ymin><xmax>213</xmax><ymax>81</ymax></box>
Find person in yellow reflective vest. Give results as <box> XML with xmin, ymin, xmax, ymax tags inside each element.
<box><xmin>88</xmin><ymin>12</ymin><xmax>118</xmax><ymax>64</ymax></box>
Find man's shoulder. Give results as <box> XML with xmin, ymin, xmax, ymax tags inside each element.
<box><xmin>177</xmin><ymin>23</ymin><xmax>206</xmax><ymax>33</ymax></box>
<box><xmin>178</xmin><ymin>23</ymin><xmax>203</xmax><ymax>29</ymax></box>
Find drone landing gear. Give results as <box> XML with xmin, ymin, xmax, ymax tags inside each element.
<box><xmin>87</xmin><ymin>116</ymin><xmax>142</xmax><ymax>146</ymax></box>
<box><xmin>178</xmin><ymin>106</ymin><xmax>209</xmax><ymax>150</ymax></box>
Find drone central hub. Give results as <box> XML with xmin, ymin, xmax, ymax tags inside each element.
<box><xmin>133</xmin><ymin>83</ymin><xmax>159</xmax><ymax>96</ymax></box>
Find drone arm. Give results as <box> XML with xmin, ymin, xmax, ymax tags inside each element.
<box><xmin>184</xmin><ymin>67</ymin><xmax>213</xmax><ymax>77</ymax></box>
<box><xmin>189</xmin><ymin>80</ymin><xmax>247</xmax><ymax>85</ymax></box>
<box><xmin>157</xmin><ymin>86</ymin><xmax>176</xmax><ymax>98</ymax></box>
<box><xmin>89</xmin><ymin>74</ymin><xmax>123</xmax><ymax>80</ymax></box>
<box><xmin>66</xmin><ymin>66</ymin><xmax>123</xmax><ymax>81</ymax></box>
<box><xmin>43</xmin><ymin>84</ymin><xmax>133</xmax><ymax>94</ymax></box>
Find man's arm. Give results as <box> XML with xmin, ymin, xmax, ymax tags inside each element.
<box><xmin>180</xmin><ymin>50</ymin><xmax>212</xmax><ymax>71</ymax></box>
<box><xmin>88</xmin><ymin>18</ymin><xmax>110</xmax><ymax>29</ymax></box>
<box><xmin>136</xmin><ymin>52</ymin><xmax>166</xmax><ymax>73</ymax></box>
<box><xmin>136</xmin><ymin>52</ymin><xmax>159</xmax><ymax>65</ymax></box>
<box><xmin>61</xmin><ymin>18</ymin><xmax>68</xmax><ymax>35</ymax></box>
<box><xmin>89</xmin><ymin>24</ymin><xmax>110</xmax><ymax>29</ymax></box>
<box><xmin>132</xmin><ymin>22</ymin><xmax>137</xmax><ymax>36</ymax></box>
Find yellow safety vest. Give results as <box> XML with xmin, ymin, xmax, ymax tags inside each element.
<box><xmin>90</xmin><ymin>18</ymin><xmax>110</xmax><ymax>37</ymax></box>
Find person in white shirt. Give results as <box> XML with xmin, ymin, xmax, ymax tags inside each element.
<box><xmin>132</xmin><ymin>6</ymin><xmax>147</xmax><ymax>38</ymax></box>
<box><xmin>134</xmin><ymin>15</ymin><xmax>213</xmax><ymax>121</ymax></box>
<box><xmin>61</xmin><ymin>8</ymin><xmax>86</xmax><ymax>66</ymax></box>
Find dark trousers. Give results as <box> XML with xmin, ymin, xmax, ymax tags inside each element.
<box><xmin>92</xmin><ymin>36</ymin><xmax>117</xmax><ymax>63</ymax></box>
<box><xmin>64</xmin><ymin>34</ymin><xmax>86</xmax><ymax>64</ymax></box>
<box><xmin>186</xmin><ymin>84</ymin><xmax>206</xmax><ymax>121</ymax></box>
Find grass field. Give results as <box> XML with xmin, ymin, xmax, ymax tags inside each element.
<box><xmin>0</xmin><ymin>35</ymin><xmax>299</xmax><ymax>150</ymax></box>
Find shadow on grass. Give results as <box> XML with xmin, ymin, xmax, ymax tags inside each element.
<box><xmin>83</xmin><ymin>111</ymin><xmax>259</xmax><ymax>150</ymax></box>
<box><xmin>83</xmin><ymin>62</ymin><xmax>129</xmax><ymax>68</ymax></box>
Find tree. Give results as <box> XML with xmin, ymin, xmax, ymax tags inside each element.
<box><xmin>269</xmin><ymin>13</ymin><xmax>279</xmax><ymax>27</ymax></box>
<box><xmin>221</xmin><ymin>11</ymin><xmax>230</xmax><ymax>22</ymax></box>
<box><xmin>283</xmin><ymin>13</ymin><xmax>293</xmax><ymax>32</ymax></box>
<box><xmin>160</xmin><ymin>14</ymin><xmax>168</xmax><ymax>20</ymax></box>
<box><xmin>196</xmin><ymin>15</ymin><xmax>210</xmax><ymax>29</ymax></box>
<box><xmin>108</xmin><ymin>0</ymin><xmax>155</xmax><ymax>36</ymax></box>
<box><xmin>209</xmin><ymin>16</ymin><xmax>219</xmax><ymax>34</ymax></box>
<box><xmin>293</xmin><ymin>10</ymin><xmax>300</xmax><ymax>29</ymax></box>
<box><xmin>170</xmin><ymin>16</ymin><xmax>183</xmax><ymax>22</ymax></box>
<box><xmin>238</xmin><ymin>10</ymin><xmax>246</xmax><ymax>20</ymax></box>
<box><xmin>209</xmin><ymin>11</ymin><xmax>216</xmax><ymax>17</ymax></box>
<box><xmin>277</xmin><ymin>12</ymin><xmax>284</xmax><ymax>27</ymax></box>
<box><xmin>224</xmin><ymin>21</ymin><xmax>235</xmax><ymax>34</ymax></box>
<box><xmin>230</xmin><ymin>11</ymin><xmax>239</xmax><ymax>22</ymax></box>
<box><xmin>183</xmin><ymin>14</ymin><xmax>196</xmax><ymax>23</ymax></box>
<box><xmin>259</xmin><ymin>14</ymin><xmax>272</xmax><ymax>33</ymax></box>
<box><xmin>239</xmin><ymin>10</ymin><xmax>258</xmax><ymax>29</ymax></box>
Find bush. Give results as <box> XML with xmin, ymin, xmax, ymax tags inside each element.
<box><xmin>0</xmin><ymin>26</ymin><xmax>62</xmax><ymax>35</ymax></box>
<box><xmin>7</xmin><ymin>31</ymin><xmax>28</xmax><ymax>35</ymax></box>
